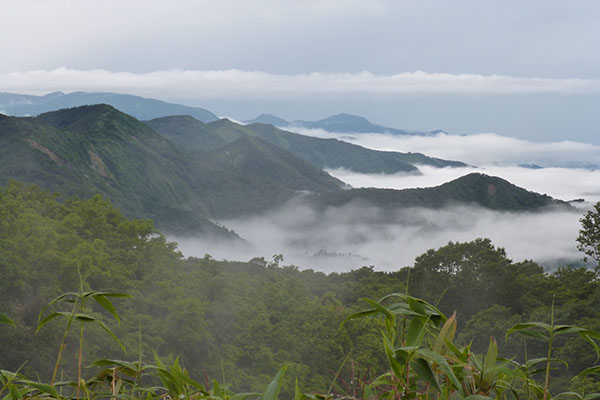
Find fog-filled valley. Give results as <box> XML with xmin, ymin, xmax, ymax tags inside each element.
<box><xmin>174</xmin><ymin>128</ymin><xmax>599</xmax><ymax>272</ymax></box>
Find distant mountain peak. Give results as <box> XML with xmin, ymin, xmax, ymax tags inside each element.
<box><xmin>244</xmin><ymin>113</ymin><xmax>289</xmax><ymax>126</ymax></box>
<box><xmin>319</xmin><ymin>113</ymin><xmax>371</xmax><ymax>124</ymax></box>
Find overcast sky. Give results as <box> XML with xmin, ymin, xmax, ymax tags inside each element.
<box><xmin>3</xmin><ymin>0</ymin><xmax>600</xmax><ymax>143</ymax></box>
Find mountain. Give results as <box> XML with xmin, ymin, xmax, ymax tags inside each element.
<box><xmin>243</xmin><ymin>113</ymin><xmax>289</xmax><ymax>126</ymax></box>
<box><xmin>0</xmin><ymin>105</ymin><xmax>343</xmax><ymax>232</ymax></box>
<box><xmin>310</xmin><ymin>173</ymin><xmax>570</xmax><ymax>211</ymax></box>
<box><xmin>0</xmin><ymin>105</ymin><xmax>569</xmax><ymax>239</ymax></box>
<box><xmin>147</xmin><ymin>116</ymin><xmax>467</xmax><ymax>173</ymax></box>
<box><xmin>0</xmin><ymin>91</ymin><xmax>218</xmax><ymax>122</ymax></box>
<box><xmin>245</xmin><ymin>112</ymin><xmax>431</xmax><ymax>135</ymax></box>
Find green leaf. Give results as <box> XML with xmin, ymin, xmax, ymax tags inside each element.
<box><xmin>19</xmin><ymin>380</ymin><xmax>59</xmax><ymax>398</ymax></box>
<box><xmin>417</xmin><ymin>348</ymin><xmax>464</xmax><ymax>396</ymax></box>
<box><xmin>406</xmin><ymin>317</ymin><xmax>425</xmax><ymax>347</ymax></box>
<box><xmin>482</xmin><ymin>337</ymin><xmax>498</xmax><ymax>386</ymax></box>
<box><xmin>433</xmin><ymin>312</ymin><xmax>457</xmax><ymax>354</ymax></box>
<box><xmin>36</xmin><ymin>311</ymin><xmax>71</xmax><ymax>333</ymax></box>
<box><xmin>577</xmin><ymin>365</ymin><xmax>600</xmax><ymax>378</ymax></box>
<box><xmin>554</xmin><ymin>392</ymin><xmax>584</xmax><ymax>400</ymax></box>
<box><xmin>362</xmin><ymin>298</ymin><xmax>394</xmax><ymax>322</ymax></box>
<box><xmin>506</xmin><ymin>322</ymin><xmax>551</xmax><ymax>339</ymax></box>
<box><xmin>97</xmin><ymin>321</ymin><xmax>126</xmax><ymax>353</ymax></box>
<box><xmin>0</xmin><ymin>313</ymin><xmax>15</xmax><ymax>327</ymax></box>
<box><xmin>382</xmin><ymin>335</ymin><xmax>404</xmax><ymax>378</ymax></box>
<box><xmin>411</xmin><ymin>357</ymin><xmax>441</xmax><ymax>392</ymax></box>
<box><xmin>261</xmin><ymin>365</ymin><xmax>287</xmax><ymax>400</ymax></box>
<box><xmin>92</xmin><ymin>295</ymin><xmax>120</xmax><ymax>324</ymax></box>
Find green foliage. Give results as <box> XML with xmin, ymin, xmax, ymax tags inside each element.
<box><xmin>577</xmin><ymin>202</ymin><xmax>600</xmax><ymax>266</ymax></box>
<box><xmin>0</xmin><ymin>181</ymin><xmax>598</xmax><ymax>399</ymax></box>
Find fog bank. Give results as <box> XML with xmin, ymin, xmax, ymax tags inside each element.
<box><xmin>174</xmin><ymin>202</ymin><xmax>585</xmax><ymax>273</ymax></box>
<box><xmin>288</xmin><ymin>128</ymin><xmax>600</xmax><ymax>169</ymax></box>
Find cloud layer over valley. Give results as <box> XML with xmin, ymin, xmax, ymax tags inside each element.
<box><xmin>173</xmin><ymin>129</ymin><xmax>598</xmax><ymax>273</ymax></box>
<box><xmin>175</xmin><ymin>202</ymin><xmax>585</xmax><ymax>273</ymax></box>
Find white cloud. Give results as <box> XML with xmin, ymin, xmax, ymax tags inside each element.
<box><xmin>288</xmin><ymin>128</ymin><xmax>600</xmax><ymax>168</ymax></box>
<box><xmin>3</xmin><ymin>69</ymin><xmax>600</xmax><ymax>100</ymax></box>
<box><xmin>174</xmin><ymin>203</ymin><xmax>585</xmax><ymax>273</ymax></box>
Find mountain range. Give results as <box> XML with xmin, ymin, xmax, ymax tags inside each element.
<box><xmin>146</xmin><ymin>116</ymin><xmax>466</xmax><ymax>173</ymax></box>
<box><xmin>1</xmin><ymin>91</ymin><xmax>440</xmax><ymax>136</ymax></box>
<box><xmin>245</xmin><ymin>112</ymin><xmax>444</xmax><ymax>135</ymax></box>
<box><xmin>0</xmin><ymin>102</ymin><xmax>571</xmax><ymax>239</ymax></box>
<box><xmin>0</xmin><ymin>91</ymin><xmax>218</xmax><ymax>122</ymax></box>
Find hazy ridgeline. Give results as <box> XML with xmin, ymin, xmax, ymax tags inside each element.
<box><xmin>2</xmin><ymin>181</ymin><xmax>600</xmax><ymax>398</ymax></box>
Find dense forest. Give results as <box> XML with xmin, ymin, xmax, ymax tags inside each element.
<box><xmin>1</xmin><ymin>181</ymin><xmax>600</xmax><ymax>399</ymax></box>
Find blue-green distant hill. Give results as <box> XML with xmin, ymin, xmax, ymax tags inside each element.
<box><xmin>0</xmin><ymin>91</ymin><xmax>218</xmax><ymax>122</ymax></box>
<box><xmin>245</xmin><ymin>112</ymin><xmax>435</xmax><ymax>135</ymax></box>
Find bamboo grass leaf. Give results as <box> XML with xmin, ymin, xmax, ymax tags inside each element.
<box><xmin>97</xmin><ymin>321</ymin><xmax>126</xmax><ymax>353</ymax></box>
<box><xmin>19</xmin><ymin>380</ymin><xmax>59</xmax><ymax>398</ymax></box>
<box><xmin>0</xmin><ymin>314</ymin><xmax>15</xmax><ymax>327</ymax></box>
<box><xmin>433</xmin><ymin>312</ymin><xmax>457</xmax><ymax>354</ymax></box>
<box><xmin>417</xmin><ymin>348</ymin><xmax>464</xmax><ymax>396</ymax></box>
<box><xmin>577</xmin><ymin>365</ymin><xmax>600</xmax><ymax>378</ymax></box>
<box><xmin>261</xmin><ymin>365</ymin><xmax>287</xmax><ymax>400</ymax></box>
<box><xmin>411</xmin><ymin>357</ymin><xmax>441</xmax><ymax>392</ymax></box>
<box><xmin>35</xmin><ymin>311</ymin><xmax>72</xmax><ymax>333</ymax></box>
<box><xmin>91</xmin><ymin>295</ymin><xmax>121</xmax><ymax>324</ymax></box>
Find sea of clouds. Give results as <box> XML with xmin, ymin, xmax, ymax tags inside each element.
<box><xmin>174</xmin><ymin>130</ymin><xmax>599</xmax><ymax>272</ymax></box>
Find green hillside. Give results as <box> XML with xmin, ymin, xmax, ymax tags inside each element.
<box><xmin>0</xmin><ymin>105</ymin><xmax>344</xmax><ymax>228</ymax></box>
<box><xmin>147</xmin><ymin>116</ymin><xmax>467</xmax><ymax>173</ymax></box>
<box><xmin>311</xmin><ymin>172</ymin><xmax>570</xmax><ymax>211</ymax></box>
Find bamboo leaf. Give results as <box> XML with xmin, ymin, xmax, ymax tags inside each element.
<box><xmin>577</xmin><ymin>365</ymin><xmax>600</xmax><ymax>378</ymax></box>
<box><xmin>411</xmin><ymin>357</ymin><xmax>441</xmax><ymax>392</ymax></box>
<box><xmin>417</xmin><ymin>348</ymin><xmax>464</xmax><ymax>396</ymax></box>
<box><xmin>261</xmin><ymin>365</ymin><xmax>287</xmax><ymax>400</ymax></box>
<box><xmin>433</xmin><ymin>312</ymin><xmax>457</xmax><ymax>354</ymax></box>
<box><xmin>554</xmin><ymin>392</ymin><xmax>583</xmax><ymax>400</ymax></box>
<box><xmin>362</xmin><ymin>298</ymin><xmax>394</xmax><ymax>322</ymax></box>
<box><xmin>406</xmin><ymin>317</ymin><xmax>425</xmax><ymax>347</ymax></box>
<box><xmin>0</xmin><ymin>313</ymin><xmax>15</xmax><ymax>327</ymax></box>
<box><xmin>97</xmin><ymin>321</ymin><xmax>126</xmax><ymax>353</ymax></box>
<box><xmin>36</xmin><ymin>311</ymin><xmax>71</xmax><ymax>333</ymax></box>
<box><xmin>482</xmin><ymin>337</ymin><xmax>498</xmax><ymax>386</ymax></box>
<box><xmin>91</xmin><ymin>295</ymin><xmax>120</xmax><ymax>324</ymax></box>
<box><xmin>382</xmin><ymin>335</ymin><xmax>404</xmax><ymax>378</ymax></box>
<box><xmin>19</xmin><ymin>380</ymin><xmax>59</xmax><ymax>398</ymax></box>
<box><xmin>506</xmin><ymin>322</ymin><xmax>551</xmax><ymax>340</ymax></box>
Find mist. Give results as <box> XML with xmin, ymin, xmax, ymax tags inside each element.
<box><xmin>174</xmin><ymin>200</ymin><xmax>586</xmax><ymax>273</ymax></box>
<box><xmin>173</xmin><ymin>129</ymin><xmax>598</xmax><ymax>272</ymax></box>
<box><xmin>288</xmin><ymin>128</ymin><xmax>600</xmax><ymax>169</ymax></box>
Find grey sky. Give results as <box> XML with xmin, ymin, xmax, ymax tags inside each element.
<box><xmin>2</xmin><ymin>0</ymin><xmax>600</xmax><ymax>142</ymax></box>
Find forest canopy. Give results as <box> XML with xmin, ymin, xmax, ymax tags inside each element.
<box><xmin>1</xmin><ymin>181</ymin><xmax>600</xmax><ymax>398</ymax></box>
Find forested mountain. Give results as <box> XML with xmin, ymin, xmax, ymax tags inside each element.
<box><xmin>0</xmin><ymin>105</ymin><xmax>342</xmax><ymax>231</ymax></box>
<box><xmin>310</xmin><ymin>172</ymin><xmax>569</xmax><ymax>211</ymax></box>
<box><xmin>0</xmin><ymin>91</ymin><xmax>218</xmax><ymax>122</ymax></box>
<box><xmin>0</xmin><ymin>105</ymin><xmax>569</xmax><ymax>237</ymax></box>
<box><xmin>0</xmin><ymin>182</ymin><xmax>598</xmax><ymax>398</ymax></box>
<box><xmin>147</xmin><ymin>116</ymin><xmax>466</xmax><ymax>173</ymax></box>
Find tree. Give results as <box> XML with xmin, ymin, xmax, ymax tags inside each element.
<box><xmin>577</xmin><ymin>202</ymin><xmax>600</xmax><ymax>267</ymax></box>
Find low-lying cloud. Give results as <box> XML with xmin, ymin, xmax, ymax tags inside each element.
<box><xmin>4</xmin><ymin>69</ymin><xmax>600</xmax><ymax>100</ymax></box>
<box><xmin>328</xmin><ymin>166</ymin><xmax>600</xmax><ymax>205</ymax></box>
<box><xmin>174</xmin><ymin>201</ymin><xmax>586</xmax><ymax>273</ymax></box>
<box><xmin>171</xmin><ymin>128</ymin><xmax>598</xmax><ymax>272</ymax></box>
<box><xmin>288</xmin><ymin>129</ymin><xmax>600</xmax><ymax>168</ymax></box>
